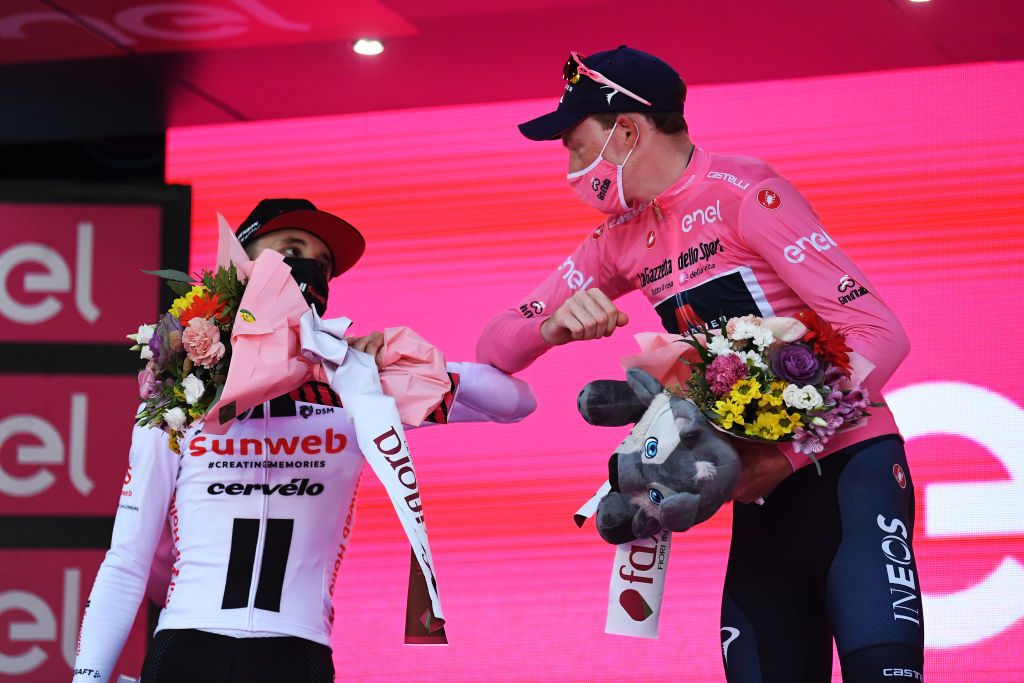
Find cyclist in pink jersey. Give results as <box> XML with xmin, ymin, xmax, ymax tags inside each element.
<box><xmin>477</xmin><ymin>47</ymin><xmax>923</xmax><ymax>682</ymax></box>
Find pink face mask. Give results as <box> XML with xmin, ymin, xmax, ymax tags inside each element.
<box><xmin>567</xmin><ymin>122</ymin><xmax>639</xmax><ymax>214</ymax></box>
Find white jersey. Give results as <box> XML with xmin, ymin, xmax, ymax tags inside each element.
<box><xmin>72</xmin><ymin>362</ymin><xmax>534</xmax><ymax>683</ymax></box>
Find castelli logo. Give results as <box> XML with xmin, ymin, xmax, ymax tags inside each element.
<box><xmin>592</xmin><ymin>226</ymin><xmax>604</xmax><ymax>240</ymax></box>
<box><xmin>893</xmin><ymin>464</ymin><xmax>907</xmax><ymax>489</ymax></box>
<box><xmin>757</xmin><ymin>188</ymin><xmax>781</xmax><ymax>210</ymax></box>
<box><xmin>646</xmin><ymin>230</ymin><xmax>657</xmax><ymax>249</ymax></box>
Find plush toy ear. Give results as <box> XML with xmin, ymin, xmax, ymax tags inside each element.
<box><xmin>658</xmin><ymin>491</ymin><xmax>702</xmax><ymax>532</ymax></box>
<box><xmin>596</xmin><ymin>492</ymin><xmax>641</xmax><ymax>545</ymax></box>
<box><xmin>672</xmin><ymin>396</ymin><xmax>707</xmax><ymax>436</ymax></box>
<box><xmin>625</xmin><ymin>368</ymin><xmax>664</xmax><ymax>406</ymax></box>
<box><xmin>578</xmin><ymin>380</ymin><xmax>647</xmax><ymax>426</ymax></box>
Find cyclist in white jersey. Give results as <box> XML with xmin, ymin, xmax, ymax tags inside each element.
<box><xmin>72</xmin><ymin>199</ymin><xmax>536</xmax><ymax>683</ymax></box>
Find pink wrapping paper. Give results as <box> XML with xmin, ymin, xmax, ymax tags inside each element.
<box><xmin>203</xmin><ymin>215</ymin><xmax>450</xmax><ymax>433</ymax></box>
<box><xmin>379</xmin><ymin>326</ymin><xmax>450</xmax><ymax>427</ymax></box>
<box><xmin>620</xmin><ymin>332</ymin><xmax>697</xmax><ymax>389</ymax></box>
<box><xmin>204</xmin><ymin>216</ymin><xmax>310</xmax><ymax>434</ymax></box>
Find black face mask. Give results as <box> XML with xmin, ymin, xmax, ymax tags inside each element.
<box><xmin>283</xmin><ymin>257</ymin><xmax>329</xmax><ymax>316</ymax></box>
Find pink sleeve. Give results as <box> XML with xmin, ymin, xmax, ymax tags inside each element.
<box><xmin>737</xmin><ymin>179</ymin><xmax>910</xmax><ymax>470</ymax></box>
<box><xmin>476</xmin><ymin>230</ymin><xmax>631</xmax><ymax>373</ymax></box>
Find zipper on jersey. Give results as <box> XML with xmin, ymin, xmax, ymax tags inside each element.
<box><xmin>244</xmin><ymin>400</ymin><xmax>272</xmax><ymax>630</ymax></box>
<box><xmin>652</xmin><ymin>198</ymin><xmax>664</xmax><ymax>222</ymax></box>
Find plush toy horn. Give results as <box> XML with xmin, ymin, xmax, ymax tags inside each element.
<box><xmin>577</xmin><ymin>380</ymin><xmax>647</xmax><ymax>427</ymax></box>
<box><xmin>595</xmin><ymin>492</ymin><xmax>642</xmax><ymax>545</ymax></box>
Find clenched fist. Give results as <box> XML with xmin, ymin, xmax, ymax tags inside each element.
<box><xmin>539</xmin><ymin>288</ymin><xmax>629</xmax><ymax>346</ymax></box>
<box><xmin>347</xmin><ymin>331</ymin><xmax>386</xmax><ymax>368</ymax></box>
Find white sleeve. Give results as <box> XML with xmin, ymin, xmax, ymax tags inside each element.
<box><xmin>72</xmin><ymin>424</ymin><xmax>179</xmax><ymax>683</ymax></box>
<box><xmin>444</xmin><ymin>361</ymin><xmax>537</xmax><ymax>424</ymax></box>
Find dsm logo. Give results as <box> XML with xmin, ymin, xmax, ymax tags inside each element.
<box><xmin>299</xmin><ymin>405</ymin><xmax>335</xmax><ymax>419</ymax></box>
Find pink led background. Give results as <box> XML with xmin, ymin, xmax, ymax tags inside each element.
<box><xmin>167</xmin><ymin>61</ymin><xmax>1024</xmax><ymax>681</ymax></box>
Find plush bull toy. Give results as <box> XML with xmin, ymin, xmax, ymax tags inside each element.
<box><xmin>578</xmin><ymin>368</ymin><xmax>740</xmax><ymax>545</ymax></box>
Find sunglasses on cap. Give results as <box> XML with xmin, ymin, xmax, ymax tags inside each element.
<box><xmin>562</xmin><ymin>51</ymin><xmax>652</xmax><ymax>107</ymax></box>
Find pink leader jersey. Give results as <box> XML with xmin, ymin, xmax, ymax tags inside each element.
<box><xmin>477</xmin><ymin>147</ymin><xmax>910</xmax><ymax>470</ymax></box>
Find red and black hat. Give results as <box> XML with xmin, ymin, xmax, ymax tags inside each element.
<box><xmin>235</xmin><ymin>198</ymin><xmax>365</xmax><ymax>278</ymax></box>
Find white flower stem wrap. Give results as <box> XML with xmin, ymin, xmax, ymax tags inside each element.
<box><xmin>298</xmin><ymin>308</ymin><xmax>446</xmax><ymax>634</ymax></box>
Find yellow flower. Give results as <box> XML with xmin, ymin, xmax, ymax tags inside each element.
<box><xmin>758</xmin><ymin>381</ymin><xmax>788</xmax><ymax>408</ymax></box>
<box><xmin>714</xmin><ymin>399</ymin><xmax>746</xmax><ymax>428</ymax></box>
<box><xmin>775</xmin><ymin>409</ymin><xmax>804</xmax><ymax>436</ymax></box>
<box><xmin>729</xmin><ymin>378</ymin><xmax>763</xmax><ymax>406</ymax></box>
<box><xmin>743</xmin><ymin>420</ymin><xmax>767</xmax><ymax>439</ymax></box>
<box><xmin>169</xmin><ymin>285</ymin><xmax>206</xmax><ymax>318</ymax></box>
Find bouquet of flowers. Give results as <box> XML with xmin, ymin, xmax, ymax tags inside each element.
<box><xmin>128</xmin><ymin>265</ymin><xmax>246</xmax><ymax>452</ymax></box>
<box><xmin>681</xmin><ymin>309</ymin><xmax>878</xmax><ymax>472</ymax></box>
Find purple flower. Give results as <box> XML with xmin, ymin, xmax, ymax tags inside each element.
<box><xmin>705</xmin><ymin>354</ymin><xmax>749</xmax><ymax>396</ymax></box>
<box><xmin>138</xmin><ymin>366</ymin><xmax>158</xmax><ymax>400</ymax></box>
<box><xmin>149</xmin><ymin>314</ymin><xmax>184</xmax><ymax>367</ymax></box>
<box><xmin>822</xmin><ymin>364</ymin><xmax>846</xmax><ymax>388</ymax></box>
<box><xmin>793</xmin><ymin>427</ymin><xmax>826</xmax><ymax>455</ymax></box>
<box><xmin>837</xmin><ymin>387</ymin><xmax>871</xmax><ymax>424</ymax></box>
<box><xmin>807</xmin><ymin>408</ymin><xmax>844</xmax><ymax>438</ymax></box>
<box><xmin>770</xmin><ymin>343</ymin><xmax>824</xmax><ymax>385</ymax></box>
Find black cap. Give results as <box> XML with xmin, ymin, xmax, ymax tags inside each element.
<box><xmin>518</xmin><ymin>46</ymin><xmax>683</xmax><ymax>141</ymax></box>
<box><xmin>235</xmin><ymin>198</ymin><xmax>365</xmax><ymax>278</ymax></box>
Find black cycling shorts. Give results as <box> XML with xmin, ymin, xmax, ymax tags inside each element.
<box><xmin>720</xmin><ymin>435</ymin><xmax>925</xmax><ymax>682</ymax></box>
<box><xmin>140</xmin><ymin>628</ymin><xmax>335</xmax><ymax>683</ymax></box>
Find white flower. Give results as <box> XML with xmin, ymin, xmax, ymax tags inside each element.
<box><xmin>163</xmin><ymin>407</ymin><xmax>187</xmax><ymax>431</ymax></box>
<box><xmin>182</xmin><ymin>374</ymin><xmax>205</xmax><ymax>405</ymax></box>
<box><xmin>751</xmin><ymin>327</ymin><xmax>775</xmax><ymax>350</ymax></box>
<box><xmin>707</xmin><ymin>335</ymin><xmax>734</xmax><ymax>356</ymax></box>
<box><xmin>783</xmin><ymin>384</ymin><xmax>824</xmax><ymax>410</ymax></box>
<box><xmin>728</xmin><ymin>319</ymin><xmax>761</xmax><ymax>342</ymax></box>
<box><xmin>128</xmin><ymin>324</ymin><xmax>155</xmax><ymax>345</ymax></box>
<box><xmin>736</xmin><ymin>350</ymin><xmax>767</xmax><ymax>370</ymax></box>
<box><xmin>140</xmin><ymin>345</ymin><xmax>154</xmax><ymax>361</ymax></box>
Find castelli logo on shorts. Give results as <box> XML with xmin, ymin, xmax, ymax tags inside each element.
<box><xmin>646</xmin><ymin>230</ymin><xmax>657</xmax><ymax>249</ymax></box>
<box><xmin>757</xmin><ymin>188</ymin><xmax>781</xmax><ymax>210</ymax></box>
<box><xmin>893</xmin><ymin>464</ymin><xmax>907</xmax><ymax>489</ymax></box>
